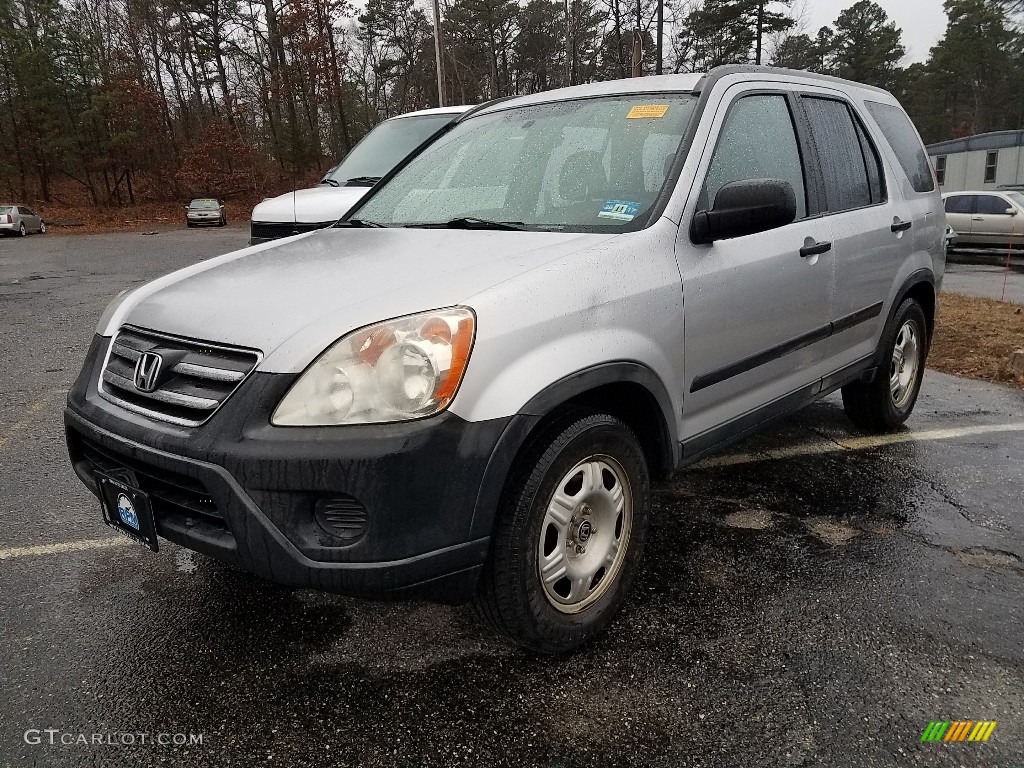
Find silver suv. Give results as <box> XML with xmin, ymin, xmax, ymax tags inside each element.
<box><xmin>65</xmin><ymin>66</ymin><xmax>944</xmax><ymax>653</ymax></box>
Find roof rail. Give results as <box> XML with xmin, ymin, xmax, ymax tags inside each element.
<box><xmin>694</xmin><ymin>64</ymin><xmax>892</xmax><ymax>97</ymax></box>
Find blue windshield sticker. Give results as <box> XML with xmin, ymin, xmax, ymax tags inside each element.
<box><xmin>598</xmin><ymin>200</ymin><xmax>640</xmax><ymax>221</ymax></box>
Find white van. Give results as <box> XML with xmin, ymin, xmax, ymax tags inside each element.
<box><xmin>249</xmin><ymin>106</ymin><xmax>472</xmax><ymax>244</ymax></box>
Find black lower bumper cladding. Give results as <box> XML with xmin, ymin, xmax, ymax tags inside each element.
<box><xmin>65</xmin><ymin>335</ymin><xmax>532</xmax><ymax>603</ymax></box>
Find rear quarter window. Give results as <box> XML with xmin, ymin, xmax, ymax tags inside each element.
<box><xmin>864</xmin><ymin>101</ymin><xmax>935</xmax><ymax>194</ymax></box>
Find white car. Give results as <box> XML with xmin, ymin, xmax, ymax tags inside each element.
<box><xmin>249</xmin><ymin>106</ymin><xmax>472</xmax><ymax>244</ymax></box>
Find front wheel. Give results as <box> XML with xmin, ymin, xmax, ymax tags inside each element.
<box><xmin>475</xmin><ymin>413</ymin><xmax>651</xmax><ymax>654</ymax></box>
<box><xmin>842</xmin><ymin>297</ymin><xmax>929</xmax><ymax>432</ymax></box>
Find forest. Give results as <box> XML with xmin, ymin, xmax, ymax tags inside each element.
<box><xmin>1</xmin><ymin>0</ymin><xmax>1023</xmax><ymax>208</ymax></box>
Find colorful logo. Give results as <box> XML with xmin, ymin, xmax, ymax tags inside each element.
<box><xmin>921</xmin><ymin>721</ymin><xmax>997</xmax><ymax>742</ymax></box>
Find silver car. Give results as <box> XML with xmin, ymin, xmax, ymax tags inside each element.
<box><xmin>65</xmin><ymin>66</ymin><xmax>944</xmax><ymax>653</ymax></box>
<box><xmin>943</xmin><ymin>190</ymin><xmax>1024</xmax><ymax>248</ymax></box>
<box><xmin>185</xmin><ymin>199</ymin><xmax>227</xmax><ymax>227</ymax></box>
<box><xmin>0</xmin><ymin>204</ymin><xmax>46</xmax><ymax>236</ymax></box>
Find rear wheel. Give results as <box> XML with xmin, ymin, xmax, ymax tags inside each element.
<box><xmin>18</xmin><ymin>222</ymin><xmax>26</xmax><ymax>236</ymax></box>
<box><xmin>475</xmin><ymin>413</ymin><xmax>651</xmax><ymax>654</ymax></box>
<box><xmin>842</xmin><ymin>297</ymin><xmax>928</xmax><ymax>432</ymax></box>
<box><xmin>38</xmin><ymin>221</ymin><xmax>46</xmax><ymax>234</ymax></box>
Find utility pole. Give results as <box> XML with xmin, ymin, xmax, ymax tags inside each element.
<box><xmin>655</xmin><ymin>0</ymin><xmax>663</xmax><ymax>74</ymax></box>
<box><xmin>631</xmin><ymin>0</ymin><xmax>642</xmax><ymax>77</ymax></box>
<box><xmin>432</xmin><ymin>0</ymin><xmax>446</xmax><ymax>106</ymax></box>
<box><xmin>755</xmin><ymin>0</ymin><xmax>764</xmax><ymax>66</ymax></box>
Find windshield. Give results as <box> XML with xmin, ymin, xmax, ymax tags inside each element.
<box><xmin>1006</xmin><ymin>191</ymin><xmax>1024</xmax><ymax>208</ymax></box>
<box><xmin>353</xmin><ymin>95</ymin><xmax>698</xmax><ymax>231</ymax></box>
<box><xmin>324</xmin><ymin>114</ymin><xmax>456</xmax><ymax>186</ymax></box>
<box><xmin>190</xmin><ymin>199</ymin><xmax>219</xmax><ymax>209</ymax></box>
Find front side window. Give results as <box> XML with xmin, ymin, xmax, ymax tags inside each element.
<box><xmin>354</xmin><ymin>95</ymin><xmax>698</xmax><ymax>231</ymax></box>
<box><xmin>944</xmin><ymin>195</ymin><xmax>974</xmax><ymax>214</ymax></box>
<box><xmin>701</xmin><ymin>93</ymin><xmax>807</xmax><ymax>219</ymax></box>
<box><xmin>976</xmin><ymin>195</ymin><xmax>1012</xmax><ymax>215</ymax></box>
<box><xmin>935</xmin><ymin>156</ymin><xmax>947</xmax><ymax>185</ymax></box>
<box><xmin>984</xmin><ymin>151</ymin><xmax>998</xmax><ymax>184</ymax></box>
<box><xmin>865</xmin><ymin>101</ymin><xmax>935</xmax><ymax>193</ymax></box>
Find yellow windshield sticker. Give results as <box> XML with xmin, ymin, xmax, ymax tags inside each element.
<box><xmin>627</xmin><ymin>104</ymin><xmax>670</xmax><ymax>119</ymax></box>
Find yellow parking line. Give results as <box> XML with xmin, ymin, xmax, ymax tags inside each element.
<box><xmin>696</xmin><ymin>422</ymin><xmax>1024</xmax><ymax>469</ymax></box>
<box><xmin>0</xmin><ymin>538</ymin><xmax>128</xmax><ymax>560</ymax></box>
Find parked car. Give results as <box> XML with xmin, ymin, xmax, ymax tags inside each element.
<box><xmin>249</xmin><ymin>105</ymin><xmax>472</xmax><ymax>244</ymax></box>
<box><xmin>65</xmin><ymin>66</ymin><xmax>944</xmax><ymax>653</ymax></box>
<box><xmin>943</xmin><ymin>190</ymin><xmax>1024</xmax><ymax>248</ymax></box>
<box><xmin>185</xmin><ymin>199</ymin><xmax>226</xmax><ymax>228</ymax></box>
<box><xmin>0</xmin><ymin>204</ymin><xmax>46</xmax><ymax>236</ymax></box>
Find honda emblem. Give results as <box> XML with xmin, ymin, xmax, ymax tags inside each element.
<box><xmin>134</xmin><ymin>352</ymin><xmax>163</xmax><ymax>393</ymax></box>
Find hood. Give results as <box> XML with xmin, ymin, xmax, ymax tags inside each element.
<box><xmin>250</xmin><ymin>186</ymin><xmax>369</xmax><ymax>224</ymax></box>
<box><xmin>111</xmin><ymin>228</ymin><xmax>616</xmax><ymax>373</ymax></box>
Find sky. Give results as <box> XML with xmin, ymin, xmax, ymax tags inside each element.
<box><xmin>800</xmin><ymin>0</ymin><xmax>950</xmax><ymax>64</ymax></box>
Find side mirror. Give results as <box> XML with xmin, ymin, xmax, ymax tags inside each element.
<box><xmin>1006</xmin><ymin>207</ymin><xmax>1017</xmax><ymax>216</ymax></box>
<box><xmin>691</xmin><ymin>179</ymin><xmax>797</xmax><ymax>244</ymax></box>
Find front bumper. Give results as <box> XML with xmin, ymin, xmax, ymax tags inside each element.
<box><xmin>186</xmin><ymin>215</ymin><xmax>221</xmax><ymax>226</ymax></box>
<box><xmin>65</xmin><ymin>335</ymin><xmax>534</xmax><ymax>603</ymax></box>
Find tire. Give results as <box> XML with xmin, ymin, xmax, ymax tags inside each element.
<box><xmin>475</xmin><ymin>412</ymin><xmax>651</xmax><ymax>654</ymax></box>
<box><xmin>187</xmin><ymin>222</ymin><xmax>196</xmax><ymax>228</ymax></box>
<box><xmin>18</xmin><ymin>222</ymin><xmax>26</xmax><ymax>236</ymax></box>
<box><xmin>38</xmin><ymin>221</ymin><xmax>46</xmax><ymax>234</ymax></box>
<box><xmin>842</xmin><ymin>297</ymin><xmax>929</xmax><ymax>432</ymax></box>
<box><xmin>219</xmin><ymin>216</ymin><xmax>227</xmax><ymax>227</ymax></box>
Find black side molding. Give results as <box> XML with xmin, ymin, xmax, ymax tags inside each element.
<box><xmin>690</xmin><ymin>301</ymin><xmax>884</xmax><ymax>393</ymax></box>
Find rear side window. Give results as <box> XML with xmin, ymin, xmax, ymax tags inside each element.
<box><xmin>944</xmin><ymin>195</ymin><xmax>974</xmax><ymax>214</ymax></box>
<box><xmin>976</xmin><ymin>195</ymin><xmax>1011</xmax><ymax>215</ymax></box>
<box><xmin>803</xmin><ymin>97</ymin><xmax>882</xmax><ymax>212</ymax></box>
<box><xmin>864</xmin><ymin>101</ymin><xmax>935</xmax><ymax>193</ymax></box>
<box><xmin>702</xmin><ymin>93</ymin><xmax>807</xmax><ymax>219</ymax></box>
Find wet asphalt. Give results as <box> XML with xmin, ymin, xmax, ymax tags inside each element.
<box><xmin>1</xmin><ymin>228</ymin><xmax>1022</xmax><ymax>767</ymax></box>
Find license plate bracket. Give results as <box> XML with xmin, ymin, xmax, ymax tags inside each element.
<box><xmin>97</xmin><ymin>469</ymin><xmax>159</xmax><ymax>552</ymax></box>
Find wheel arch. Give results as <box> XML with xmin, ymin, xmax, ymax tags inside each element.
<box><xmin>882</xmin><ymin>269</ymin><xmax>936</xmax><ymax>358</ymax></box>
<box><xmin>467</xmin><ymin>362</ymin><xmax>679</xmax><ymax>540</ymax></box>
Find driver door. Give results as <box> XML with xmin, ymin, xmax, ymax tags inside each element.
<box><xmin>680</xmin><ymin>87</ymin><xmax>835</xmax><ymax>447</ymax></box>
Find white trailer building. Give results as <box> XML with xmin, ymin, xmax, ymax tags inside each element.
<box><xmin>927</xmin><ymin>130</ymin><xmax>1024</xmax><ymax>193</ymax></box>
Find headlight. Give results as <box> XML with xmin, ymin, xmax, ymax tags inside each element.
<box><xmin>272</xmin><ymin>307</ymin><xmax>475</xmax><ymax>426</ymax></box>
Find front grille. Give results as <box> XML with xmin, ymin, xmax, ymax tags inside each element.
<box><xmin>99</xmin><ymin>326</ymin><xmax>261</xmax><ymax>427</ymax></box>
<box><xmin>77</xmin><ymin>436</ymin><xmax>223</xmax><ymax>522</ymax></box>
<box><xmin>250</xmin><ymin>221</ymin><xmax>332</xmax><ymax>241</ymax></box>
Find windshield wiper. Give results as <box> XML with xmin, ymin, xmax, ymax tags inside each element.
<box><xmin>334</xmin><ymin>218</ymin><xmax>385</xmax><ymax>228</ymax></box>
<box><xmin>319</xmin><ymin>178</ymin><xmax>341</xmax><ymax>187</ymax></box>
<box><xmin>343</xmin><ymin>176</ymin><xmax>382</xmax><ymax>187</ymax></box>
<box><xmin>407</xmin><ymin>217</ymin><xmax>526</xmax><ymax>231</ymax></box>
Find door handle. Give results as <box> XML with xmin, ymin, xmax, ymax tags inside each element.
<box><xmin>971</xmin><ymin>216</ymin><xmax>985</xmax><ymax>221</ymax></box>
<box><xmin>800</xmin><ymin>240</ymin><xmax>832</xmax><ymax>258</ymax></box>
<box><xmin>891</xmin><ymin>219</ymin><xmax>913</xmax><ymax>233</ymax></box>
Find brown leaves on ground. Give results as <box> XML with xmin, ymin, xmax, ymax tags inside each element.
<box><xmin>29</xmin><ymin>200</ymin><xmax>257</xmax><ymax>235</ymax></box>
<box><xmin>930</xmin><ymin>292</ymin><xmax>1024</xmax><ymax>387</ymax></box>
